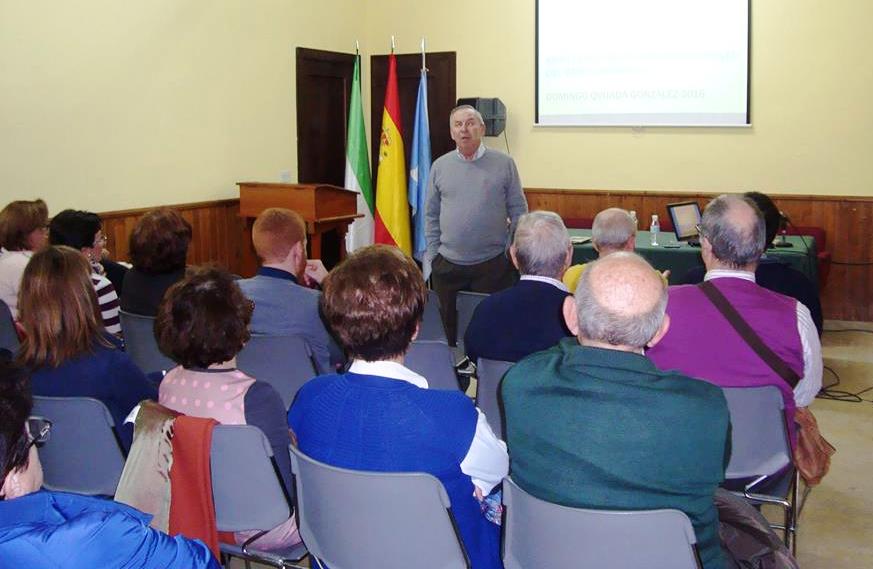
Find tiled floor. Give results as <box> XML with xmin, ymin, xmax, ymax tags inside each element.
<box><xmin>232</xmin><ymin>321</ymin><xmax>873</xmax><ymax>568</ymax></box>
<box><xmin>794</xmin><ymin>321</ymin><xmax>873</xmax><ymax>568</ymax></box>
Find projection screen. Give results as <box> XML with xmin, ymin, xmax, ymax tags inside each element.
<box><xmin>536</xmin><ymin>0</ymin><xmax>750</xmax><ymax>127</ymax></box>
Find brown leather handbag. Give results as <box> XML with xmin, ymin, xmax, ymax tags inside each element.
<box><xmin>700</xmin><ymin>281</ymin><xmax>835</xmax><ymax>486</ymax></box>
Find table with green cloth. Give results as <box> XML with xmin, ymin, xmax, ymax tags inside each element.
<box><xmin>570</xmin><ymin>229</ymin><xmax>818</xmax><ymax>286</ymax></box>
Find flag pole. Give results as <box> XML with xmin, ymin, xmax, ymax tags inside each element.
<box><xmin>355</xmin><ymin>39</ymin><xmax>359</xmax><ymax>55</ymax></box>
<box><xmin>420</xmin><ymin>37</ymin><xmax>427</xmax><ymax>71</ymax></box>
<box><xmin>391</xmin><ymin>35</ymin><xmax>395</xmax><ymax>54</ymax></box>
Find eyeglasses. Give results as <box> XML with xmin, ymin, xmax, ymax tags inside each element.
<box><xmin>93</xmin><ymin>234</ymin><xmax>108</xmax><ymax>247</ymax></box>
<box><xmin>26</xmin><ymin>417</ymin><xmax>52</xmax><ymax>448</ymax></box>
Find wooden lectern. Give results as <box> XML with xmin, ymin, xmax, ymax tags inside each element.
<box><xmin>238</xmin><ymin>182</ymin><xmax>361</xmax><ymax>276</ymax></box>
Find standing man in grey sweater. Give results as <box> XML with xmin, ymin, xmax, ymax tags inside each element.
<box><xmin>425</xmin><ymin>105</ymin><xmax>528</xmax><ymax>345</ymax></box>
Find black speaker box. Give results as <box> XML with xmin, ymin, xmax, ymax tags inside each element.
<box><xmin>457</xmin><ymin>97</ymin><xmax>506</xmax><ymax>136</ymax></box>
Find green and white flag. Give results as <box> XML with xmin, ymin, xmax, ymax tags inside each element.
<box><xmin>345</xmin><ymin>52</ymin><xmax>374</xmax><ymax>252</ymax></box>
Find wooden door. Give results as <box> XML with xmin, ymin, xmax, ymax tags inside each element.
<box><xmin>296</xmin><ymin>48</ymin><xmax>356</xmax><ymax>187</ymax></box>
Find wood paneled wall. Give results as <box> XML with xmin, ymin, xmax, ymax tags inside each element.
<box><xmin>99</xmin><ymin>199</ymin><xmax>243</xmax><ymax>274</ymax></box>
<box><xmin>524</xmin><ymin>188</ymin><xmax>873</xmax><ymax>322</ymax></box>
<box><xmin>97</xmin><ymin>190</ymin><xmax>873</xmax><ymax>322</ymax></box>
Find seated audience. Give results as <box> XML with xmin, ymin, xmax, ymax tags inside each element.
<box><xmin>464</xmin><ymin>211</ymin><xmax>573</xmax><ymax>363</ymax></box>
<box><xmin>18</xmin><ymin>246</ymin><xmax>155</xmax><ymax>450</ymax></box>
<box><xmin>237</xmin><ymin>207</ymin><xmax>343</xmax><ymax>373</ymax></box>
<box><xmin>502</xmin><ymin>252</ymin><xmax>730</xmax><ymax>569</ymax></box>
<box><xmin>0</xmin><ymin>359</ymin><xmax>219</xmax><ymax>568</ymax></box>
<box><xmin>49</xmin><ymin>209</ymin><xmax>122</xmax><ymax>336</ymax></box>
<box><xmin>563</xmin><ymin>207</ymin><xmax>637</xmax><ymax>292</ymax></box>
<box><xmin>120</xmin><ymin>208</ymin><xmax>191</xmax><ymax>317</ymax></box>
<box><xmin>0</xmin><ymin>199</ymin><xmax>49</xmax><ymax>319</ymax></box>
<box><xmin>681</xmin><ymin>191</ymin><xmax>823</xmax><ymax>335</ymax></box>
<box><xmin>289</xmin><ymin>245</ymin><xmax>508</xmax><ymax>569</ymax></box>
<box><xmin>647</xmin><ymin>194</ymin><xmax>823</xmax><ymax>445</ymax></box>
<box><xmin>155</xmin><ymin>267</ymin><xmax>298</xmax><ymax>550</ymax></box>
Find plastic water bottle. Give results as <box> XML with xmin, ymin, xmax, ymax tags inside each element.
<box><xmin>650</xmin><ymin>214</ymin><xmax>660</xmax><ymax>246</ymax></box>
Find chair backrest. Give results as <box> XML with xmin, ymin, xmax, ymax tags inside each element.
<box><xmin>32</xmin><ymin>396</ymin><xmax>126</xmax><ymax>496</ymax></box>
<box><xmin>237</xmin><ymin>335</ymin><xmax>318</xmax><ymax>409</ymax></box>
<box><xmin>119</xmin><ymin>310</ymin><xmax>177</xmax><ymax>375</ymax></box>
<box><xmin>475</xmin><ymin>358</ymin><xmax>513</xmax><ymax>438</ymax></box>
<box><xmin>289</xmin><ymin>445</ymin><xmax>469</xmax><ymax>569</ymax></box>
<box><xmin>721</xmin><ymin>386</ymin><xmax>792</xmax><ymax>480</ymax></box>
<box><xmin>455</xmin><ymin>291</ymin><xmax>489</xmax><ymax>353</ymax></box>
<box><xmin>0</xmin><ymin>301</ymin><xmax>18</xmax><ymax>354</ymax></box>
<box><xmin>502</xmin><ymin>478</ymin><xmax>701</xmax><ymax>569</ymax></box>
<box><xmin>406</xmin><ymin>340</ymin><xmax>460</xmax><ymax>390</ymax></box>
<box><xmin>419</xmin><ymin>290</ymin><xmax>448</xmax><ymax>343</ymax></box>
<box><xmin>210</xmin><ymin>424</ymin><xmax>290</xmax><ymax>532</ymax></box>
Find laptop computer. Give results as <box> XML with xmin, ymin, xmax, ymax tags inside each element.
<box><xmin>666</xmin><ymin>201</ymin><xmax>702</xmax><ymax>246</ymax></box>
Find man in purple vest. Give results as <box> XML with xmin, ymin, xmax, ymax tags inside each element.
<box><xmin>647</xmin><ymin>194</ymin><xmax>822</xmax><ymax>445</ymax></box>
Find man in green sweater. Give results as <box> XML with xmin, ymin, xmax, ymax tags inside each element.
<box><xmin>502</xmin><ymin>252</ymin><xmax>731</xmax><ymax>569</ymax></box>
<box><xmin>425</xmin><ymin>105</ymin><xmax>528</xmax><ymax>345</ymax></box>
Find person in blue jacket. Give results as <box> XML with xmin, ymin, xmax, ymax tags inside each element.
<box><xmin>0</xmin><ymin>356</ymin><xmax>219</xmax><ymax>568</ymax></box>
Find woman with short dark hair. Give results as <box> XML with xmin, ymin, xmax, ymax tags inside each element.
<box><xmin>155</xmin><ymin>266</ymin><xmax>298</xmax><ymax>550</ymax></box>
<box><xmin>49</xmin><ymin>209</ymin><xmax>123</xmax><ymax>336</ymax></box>
<box><xmin>121</xmin><ymin>208</ymin><xmax>192</xmax><ymax>316</ymax></box>
<box><xmin>289</xmin><ymin>245</ymin><xmax>509</xmax><ymax>569</ymax></box>
<box><xmin>0</xmin><ymin>199</ymin><xmax>49</xmax><ymax>319</ymax></box>
<box><xmin>19</xmin><ymin>246</ymin><xmax>155</xmax><ymax>451</ymax></box>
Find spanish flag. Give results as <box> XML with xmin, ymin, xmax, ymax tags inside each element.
<box><xmin>374</xmin><ymin>53</ymin><xmax>412</xmax><ymax>254</ymax></box>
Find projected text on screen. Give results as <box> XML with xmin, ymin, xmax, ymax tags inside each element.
<box><xmin>536</xmin><ymin>0</ymin><xmax>750</xmax><ymax>126</ymax></box>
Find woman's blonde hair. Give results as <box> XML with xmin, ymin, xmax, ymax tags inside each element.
<box><xmin>17</xmin><ymin>246</ymin><xmax>109</xmax><ymax>368</ymax></box>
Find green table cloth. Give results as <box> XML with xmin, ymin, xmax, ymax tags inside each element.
<box><xmin>570</xmin><ymin>229</ymin><xmax>818</xmax><ymax>287</ymax></box>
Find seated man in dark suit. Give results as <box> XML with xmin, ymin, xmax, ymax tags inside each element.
<box><xmin>502</xmin><ymin>252</ymin><xmax>731</xmax><ymax>569</ymax></box>
<box><xmin>463</xmin><ymin>211</ymin><xmax>573</xmax><ymax>363</ymax></box>
<box><xmin>682</xmin><ymin>191</ymin><xmax>822</xmax><ymax>335</ymax></box>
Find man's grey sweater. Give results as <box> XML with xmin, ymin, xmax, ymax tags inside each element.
<box><xmin>425</xmin><ymin>148</ymin><xmax>528</xmax><ymax>265</ymax></box>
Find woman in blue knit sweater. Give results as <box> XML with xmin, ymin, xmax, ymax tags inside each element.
<box><xmin>288</xmin><ymin>245</ymin><xmax>508</xmax><ymax>569</ymax></box>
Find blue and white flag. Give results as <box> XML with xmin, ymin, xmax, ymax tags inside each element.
<box><xmin>408</xmin><ymin>68</ymin><xmax>432</xmax><ymax>279</ymax></box>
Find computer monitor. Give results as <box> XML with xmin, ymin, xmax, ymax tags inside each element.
<box><xmin>666</xmin><ymin>201</ymin><xmax>702</xmax><ymax>242</ymax></box>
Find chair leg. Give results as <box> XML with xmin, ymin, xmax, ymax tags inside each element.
<box><xmin>790</xmin><ymin>470</ymin><xmax>800</xmax><ymax>556</ymax></box>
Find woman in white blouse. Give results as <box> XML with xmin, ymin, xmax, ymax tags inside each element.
<box><xmin>0</xmin><ymin>199</ymin><xmax>49</xmax><ymax>320</ymax></box>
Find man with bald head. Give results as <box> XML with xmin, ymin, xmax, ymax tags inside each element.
<box><xmin>562</xmin><ymin>207</ymin><xmax>637</xmax><ymax>292</ymax></box>
<box><xmin>502</xmin><ymin>252</ymin><xmax>730</xmax><ymax>569</ymax></box>
<box><xmin>647</xmin><ymin>194</ymin><xmax>822</xmax><ymax>445</ymax></box>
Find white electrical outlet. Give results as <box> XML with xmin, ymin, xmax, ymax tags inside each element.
<box><xmin>279</xmin><ymin>170</ymin><xmax>292</xmax><ymax>183</ymax></box>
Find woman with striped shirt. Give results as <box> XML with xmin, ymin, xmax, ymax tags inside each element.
<box><xmin>48</xmin><ymin>210</ymin><xmax>122</xmax><ymax>336</ymax></box>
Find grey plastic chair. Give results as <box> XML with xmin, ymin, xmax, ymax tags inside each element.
<box><xmin>33</xmin><ymin>396</ymin><xmax>126</xmax><ymax>496</ymax></box>
<box><xmin>119</xmin><ymin>310</ymin><xmax>176</xmax><ymax>375</ymax></box>
<box><xmin>211</xmin><ymin>424</ymin><xmax>308</xmax><ymax>568</ymax></box>
<box><xmin>722</xmin><ymin>386</ymin><xmax>798</xmax><ymax>553</ymax></box>
<box><xmin>475</xmin><ymin>358</ymin><xmax>513</xmax><ymax>439</ymax></box>
<box><xmin>419</xmin><ymin>290</ymin><xmax>448</xmax><ymax>343</ymax></box>
<box><xmin>0</xmin><ymin>301</ymin><xmax>18</xmax><ymax>354</ymax></box>
<box><xmin>289</xmin><ymin>445</ymin><xmax>469</xmax><ymax>569</ymax></box>
<box><xmin>502</xmin><ymin>478</ymin><xmax>702</xmax><ymax>569</ymax></box>
<box><xmin>456</xmin><ymin>291</ymin><xmax>489</xmax><ymax>354</ymax></box>
<box><xmin>406</xmin><ymin>340</ymin><xmax>460</xmax><ymax>391</ymax></box>
<box><xmin>237</xmin><ymin>335</ymin><xmax>318</xmax><ymax>409</ymax></box>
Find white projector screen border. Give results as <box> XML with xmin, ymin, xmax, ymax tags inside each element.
<box><xmin>535</xmin><ymin>0</ymin><xmax>751</xmax><ymax>128</ymax></box>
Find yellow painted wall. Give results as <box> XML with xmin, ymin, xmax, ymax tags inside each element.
<box><xmin>2</xmin><ymin>1</ymin><xmax>871</xmax><ymax>215</ymax></box>
<box><xmin>363</xmin><ymin>0</ymin><xmax>873</xmax><ymax>196</ymax></box>
<box><xmin>0</xmin><ymin>0</ymin><xmax>364</xmax><ymax>213</ymax></box>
